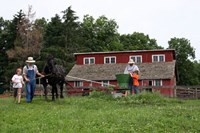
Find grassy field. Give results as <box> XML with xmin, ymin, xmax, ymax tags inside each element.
<box><xmin>0</xmin><ymin>92</ymin><xmax>200</xmax><ymax>133</ymax></box>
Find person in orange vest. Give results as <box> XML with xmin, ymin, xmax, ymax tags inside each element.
<box><xmin>130</xmin><ymin>70</ymin><xmax>139</xmax><ymax>94</ymax></box>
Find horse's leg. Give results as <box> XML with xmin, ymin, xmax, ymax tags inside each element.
<box><xmin>42</xmin><ymin>78</ymin><xmax>48</xmax><ymax>100</ymax></box>
<box><xmin>52</xmin><ymin>85</ymin><xmax>56</xmax><ymax>101</ymax></box>
<box><xmin>55</xmin><ymin>85</ymin><xmax>58</xmax><ymax>99</ymax></box>
<box><xmin>44</xmin><ymin>85</ymin><xmax>48</xmax><ymax>100</ymax></box>
<box><xmin>60</xmin><ymin>82</ymin><xmax>64</xmax><ymax>98</ymax></box>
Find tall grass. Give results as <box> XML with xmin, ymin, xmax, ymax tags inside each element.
<box><xmin>0</xmin><ymin>92</ymin><xmax>200</xmax><ymax>133</ymax></box>
<box><xmin>119</xmin><ymin>92</ymin><xmax>183</xmax><ymax>105</ymax></box>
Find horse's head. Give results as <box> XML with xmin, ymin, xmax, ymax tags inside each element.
<box><xmin>47</xmin><ymin>55</ymin><xmax>56</xmax><ymax>66</ymax></box>
<box><xmin>47</xmin><ymin>55</ymin><xmax>56</xmax><ymax>73</ymax></box>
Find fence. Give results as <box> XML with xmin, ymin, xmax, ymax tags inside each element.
<box><xmin>139</xmin><ymin>85</ymin><xmax>200</xmax><ymax>99</ymax></box>
<box><xmin>7</xmin><ymin>84</ymin><xmax>200</xmax><ymax>100</ymax></box>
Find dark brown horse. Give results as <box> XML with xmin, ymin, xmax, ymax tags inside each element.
<box><xmin>42</xmin><ymin>55</ymin><xmax>67</xmax><ymax>101</ymax></box>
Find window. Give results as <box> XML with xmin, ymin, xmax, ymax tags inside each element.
<box><xmin>152</xmin><ymin>55</ymin><xmax>165</xmax><ymax>62</ymax></box>
<box><xmin>102</xmin><ymin>81</ymin><xmax>109</xmax><ymax>87</ymax></box>
<box><xmin>159</xmin><ymin>56</ymin><xmax>164</xmax><ymax>62</ymax></box>
<box><xmin>154</xmin><ymin>80</ymin><xmax>162</xmax><ymax>86</ymax></box>
<box><xmin>149</xmin><ymin>80</ymin><xmax>153</xmax><ymax>86</ymax></box>
<box><xmin>148</xmin><ymin>80</ymin><xmax>162</xmax><ymax>86</ymax></box>
<box><xmin>130</xmin><ymin>55</ymin><xmax>142</xmax><ymax>63</ymax></box>
<box><xmin>74</xmin><ymin>81</ymin><xmax>83</xmax><ymax>87</ymax></box>
<box><xmin>84</xmin><ymin>57</ymin><xmax>95</xmax><ymax>64</ymax></box>
<box><xmin>153</xmin><ymin>56</ymin><xmax>158</xmax><ymax>62</ymax></box>
<box><xmin>104</xmin><ymin>56</ymin><xmax>116</xmax><ymax>64</ymax></box>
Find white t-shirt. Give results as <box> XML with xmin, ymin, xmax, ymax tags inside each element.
<box><xmin>124</xmin><ymin>65</ymin><xmax>139</xmax><ymax>74</ymax></box>
<box><xmin>11</xmin><ymin>74</ymin><xmax>23</xmax><ymax>88</ymax></box>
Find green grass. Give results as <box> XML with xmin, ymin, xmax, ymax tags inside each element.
<box><xmin>0</xmin><ymin>92</ymin><xmax>200</xmax><ymax>133</ymax></box>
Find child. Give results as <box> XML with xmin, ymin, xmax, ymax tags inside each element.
<box><xmin>130</xmin><ymin>70</ymin><xmax>139</xmax><ymax>94</ymax></box>
<box><xmin>12</xmin><ymin>68</ymin><xmax>24</xmax><ymax>103</ymax></box>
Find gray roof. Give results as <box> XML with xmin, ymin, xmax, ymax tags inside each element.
<box><xmin>66</xmin><ymin>60</ymin><xmax>176</xmax><ymax>81</ymax></box>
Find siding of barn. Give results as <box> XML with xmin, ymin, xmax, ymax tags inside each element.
<box><xmin>67</xmin><ymin>49</ymin><xmax>177</xmax><ymax>96</ymax></box>
<box><xmin>75</xmin><ymin>49</ymin><xmax>176</xmax><ymax>64</ymax></box>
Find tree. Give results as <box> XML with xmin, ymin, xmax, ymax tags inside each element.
<box><xmin>6</xmin><ymin>6</ymin><xmax>43</xmax><ymax>65</ymax></box>
<box><xmin>6</xmin><ymin>10</ymin><xmax>25</xmax><ymax>50</ymax></box>
<box><xmin>0</xmin><ymin>17</ymin><xmax>9</xmax><ymax>82</ymax></box>
<box><xmin>190</xmin><ymin>61</ymin><xmax>200</xmax><ymax>85</ymax></box>
<box><xmin>42</xmin><ymin>6</ymin><xmax>81</xmax><ymax>72</ymax></box>
<box><xmin>44</xmin><ymin>14</ymin><xmax>65</xmax><ymax>48</ymax></box>
<box><xmin>80</xmin><ymin>15</ymin><xmax>122</xmax><ymax>52</ymax></box>
<box><xmin>62</xmin><ymin>6</ymin><xmax>80</xmax><ymax>52</ymax></box>
<box><xmin>120</xmin><ymin>32</ymin><xmax>163</xmax><ymax>50</ymax></box>
<box><xmin>168</xmin><ymin>37</ymin><xmax>196</xmax><ymax>85</ymax></box>
<box><xmin>34</xmin><ymin>17</ymin><xmax>47</xmax><ymax>35</ymax></box>
<box><xmin>0</xmin><ymin>15</ymin><xmax>23</xmax><ymax>84</ymax></box>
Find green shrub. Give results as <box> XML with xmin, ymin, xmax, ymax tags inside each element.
<box><xmin>90</xmin><ymin>90</ymin><xmax>183</xmax><ymax>106</ymax></box>
<box><xmin>89</xmin><ymin>90</ymin><xmax>113</xmax><ymax>100</ymax></box>
<box><xmin>119</xmin><ymin>92</ymin><xmax>183</xmax><ymax>105</ymax></box>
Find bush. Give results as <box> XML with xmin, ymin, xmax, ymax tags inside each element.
<box><xmin>0</xmin><ymin>88</ymin><xmax>5</xmax><ymax>94</ymax></box>
<box><xmin>89</xmin><ymin>90</ymin><xmax>183</xmax><ymax>106</ymax></box>
<box><xmin>119</xmin><ymin>92</ymin><xmax>183</xmax><ymax>105</ymax></box>
<box><xmin>89</xmin><ymin>90</ymin><xmax>113</xmax><ymax>100</ymax></box>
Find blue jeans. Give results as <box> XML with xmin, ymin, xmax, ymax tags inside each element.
<box><xmin>128</xmin><ymin>76</ymin><xmax>133</xmax><ymax>89</ymax></box>
<box><xmin>26</xmin><ymin>80</ymin><xmax>36</xmax><ymax>102</ymax></box>
<box><xmin>25</xmin><ymin>66</ymin><xmax>36</xmax><ymax>103</ymax></box>
<box><xmin>132</xmin><ymin>86</ymin><xmax>139</xmax><ymax>94</ymax></box>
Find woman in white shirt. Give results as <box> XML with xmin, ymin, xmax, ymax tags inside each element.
<box><xmin>124</xmin><ymin>59</ymin><xmax>140</xmax><ymax>89</ymax></box>
<box><xmin>124</xmin><ymin>59</ymin><xmax>139</xmax><ymax>74</ymax></box>
<box><xmin>12</xmin><ymin>68</ymin><xmax>24</xmax><ymax>103</ymax></box>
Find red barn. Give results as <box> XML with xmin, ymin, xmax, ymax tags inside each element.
<box><xmin>67</xmin><ymin>49</ymin><xmax>177</xmax><ymax>96</ymax></box>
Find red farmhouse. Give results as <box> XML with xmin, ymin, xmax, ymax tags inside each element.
<box><xmin>67</xmin><ymin>49</ymin><xmax>177</xmax><ymax>96</ymax></box>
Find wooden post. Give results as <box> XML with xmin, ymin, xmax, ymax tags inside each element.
<box><xmin>174</xmin><ymin>86</ymin><xmax>177</xmax><ymax>98</ymax></box>
<box><xmin>39</xmin><ymin>78</ymin><xmax>43</xmax><ymax>98</ymax></box>
<box><xmin>195</xmin><ymin>88</ymin><xmax>198</xmax><ymax>99</ymax></box>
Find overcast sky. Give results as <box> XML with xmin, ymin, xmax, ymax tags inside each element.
<box><xmin>1</xmin><ymin>0</ymin><xmax>200</xmax><ymax>60</ymax></box>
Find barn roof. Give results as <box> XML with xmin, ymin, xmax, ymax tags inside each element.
<box><xmin>74</xmin><ymin>49</ymin><xmax>176</xmax><ymax>55</ymax></box>
<box><xmin>66</xmin><ymin>60</ymin><xmax>176</xmax><ymax>81</ymax></box>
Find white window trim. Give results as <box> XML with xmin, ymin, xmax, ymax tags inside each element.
<box><xmin>129</xmin><ymin>55</ymin><xmax>142</xmax><ymax>63</ymax></box>
<box><xmin>101</xmin><ymin>81</ymin><xmax>110</xmax><ymax>87</ymax></box>
<box><xmin>152</xmin><ymin>54</ymin><xmax>165</xmax><ymax>62</ymax></box>
<box><xmin>153</xmin><ymin>80</ymin><xmax>162</xmax><ymax>86</ymax></box>
<box><xmin>104</xmin><ymin>56</ymin><xmax>116</xmax><ymax>64</ymax></box>
<box><xmin>74</xmin><ymin>81</ymin><xmax>83</xmax><ymax>87</ymax></box>
<box><xmin>83</xmin><ymin>57</ymin><xmax>95</xmax><ymax>65</ymax></box>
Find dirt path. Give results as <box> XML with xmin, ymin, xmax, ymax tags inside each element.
<box><xmin>0</xmin><ymin>93</ymin><xmax>11</xmax><ymax>98</ymax></box>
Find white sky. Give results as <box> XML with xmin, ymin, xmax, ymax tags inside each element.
<box><xmin>1</xmin><ymin>0</ymin><xmax>200</xmax><ymax>60</ymax></box>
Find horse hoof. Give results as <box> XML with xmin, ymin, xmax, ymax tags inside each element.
<box><xmin>60</xmin><ymin>95</ymin><xmax>64</xmax><ymax>98</ymax></box>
